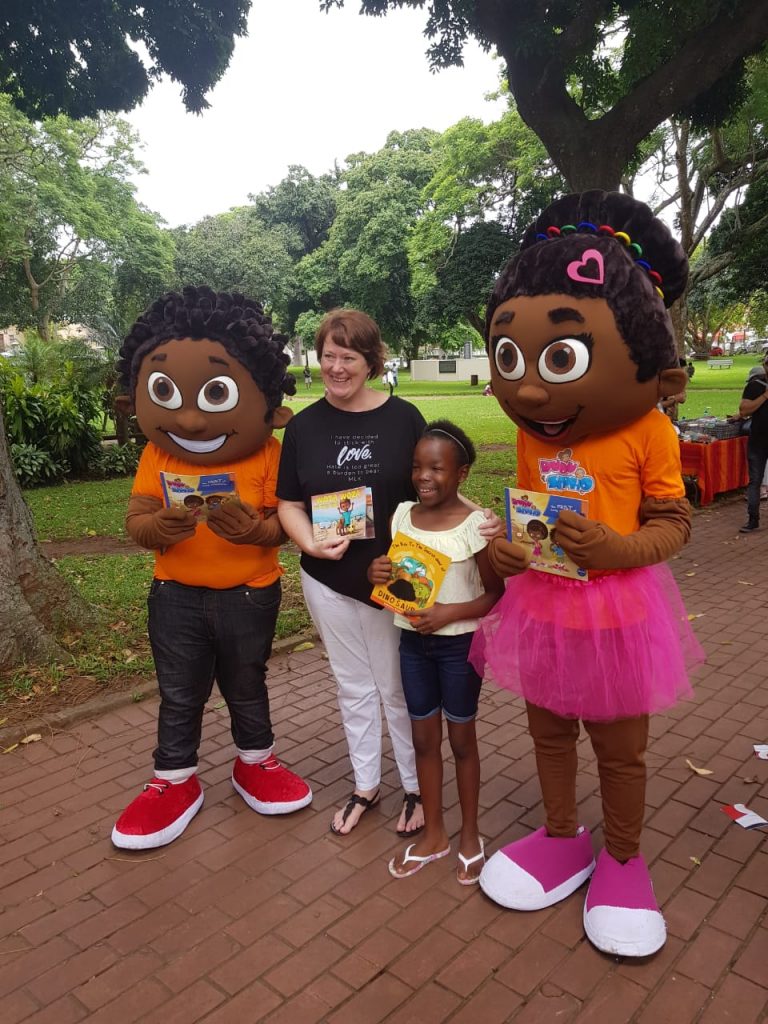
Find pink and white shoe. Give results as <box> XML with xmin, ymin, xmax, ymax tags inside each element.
<box><xmin>232</xmin><ymin>755</ymin><xmax>312</xmax><ymax>814</ymax></box>
<box><xmin>112</xmin><ymin>775</ymin><xmax>204</xmax><ymax>850</ymax></box>
<box><xmin>584</xmin><ymin>849</ymin><xmax>666</xmax><ymax>956</ymax></box>
<box><xmin>479</xmin><ymin>826</ymin><xmax>595</xmax><ymax>910</ymax></box>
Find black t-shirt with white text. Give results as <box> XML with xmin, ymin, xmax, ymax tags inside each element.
<box><xmin>277</xmin><ymin>396</ymin><xmax>426</xmax><ymax>605</ymax></box>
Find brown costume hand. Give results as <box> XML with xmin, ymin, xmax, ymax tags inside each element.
<box><xmin>206</xmin><ymin>501</ymin><xmax>270</xmax><ymax>546</ymax></box>
<box><xmin>487</xmin><ymin>536</ymin><xmax>531</xmax><ymax>579</ymax></box>
<box><xmin>555</xmin><ymin>498</ymin><xmax>691</xmax><ymax>570</ymax></box>
<box><xmin>126</xmin><ymin>495</ymin><xmax>196</xmax><ymax>550</ymax></box>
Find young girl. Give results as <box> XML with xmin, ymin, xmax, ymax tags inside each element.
<box><xmin>368</xmin><ymin>420</ymin><xmax>503</xmax><ymax>884</ymax></box>
<box><xmin>472</xmin><ymin>190</ymin><xmax>705</xmax><ymax>956</ymax></box>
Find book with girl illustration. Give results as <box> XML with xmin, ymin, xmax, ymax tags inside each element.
<box><xmin>311</xmin><ymin>485</ymin><xmax>373</xmax><ymax>542</ymax></box>
<box><xmin>370</xmin><ymin>531</ymin><xmax>451</xmax><ymax>614</ymax></box>
<box><xmin>505</xmin><ymin>487</ymin><xmax>589</xmax><ymax>580</ymax></box>
<box><xmin>160</xmin><ymin>471</ymin><xmax>239</xmax><ymax>520</ymax></box>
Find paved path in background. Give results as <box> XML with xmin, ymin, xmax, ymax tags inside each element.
<box><xmin>1</xmin><ymin>496</ymin><xmax>767</xmax><ymax>1024</ymax></box>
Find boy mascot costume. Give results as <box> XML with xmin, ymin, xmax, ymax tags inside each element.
<box><xmin>471</xmin><ymin>192</ymin><xmax>704</xmax><ymax>956</ymax></box>
<box><xmin>112</xmin><ymin>286</ymin><xmax>312</xmax><ymax>850</ymax></box>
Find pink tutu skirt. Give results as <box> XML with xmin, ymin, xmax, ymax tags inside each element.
<box><xmin>469</xmin><ymin>565</ymin><xmax>704</xmax><ymax>722</ymax></box>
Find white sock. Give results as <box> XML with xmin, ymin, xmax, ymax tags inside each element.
<box><xmin>236</xmin><ymin>746</ymin><xmax>274</xmax><ymax>765</ymax></box>
<box><xmin>155</xmin><ymin>767</ymin><xmax>197</xmax><ymax>783</ymax></box>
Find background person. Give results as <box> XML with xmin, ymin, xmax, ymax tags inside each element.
<box><xmin>738</xmin><ymin>356</ymin><xmax>768</xmax><ymax>532</ymax></box>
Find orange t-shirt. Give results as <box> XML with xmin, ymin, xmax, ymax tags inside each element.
<box><xmin>517</xmin><ymin>408</ymin><xmax>684</xmax><ymax>536</ymax></box>
<box><xmin>131</xmin><ymin>437</ymin><xmax>283</xmax><ymax>589</ymax></box>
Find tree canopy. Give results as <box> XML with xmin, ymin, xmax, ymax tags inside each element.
<box><xmin>0</xmin><ymin>0</ymin><xmax>250</xmax><ymax>119</ymax></box>
<box><xmin>321</xmin><ymin>0</ymin><xmax>768</xmax><ymax>190</ymax></box>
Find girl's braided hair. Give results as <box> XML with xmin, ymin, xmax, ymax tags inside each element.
<box><xmin>118</xmin><ymin>285</ymin><xmax>296</xmax><ymax>417</ymax></box>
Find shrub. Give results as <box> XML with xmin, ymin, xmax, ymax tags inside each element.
<box><xmin>94</xmin><ymin>443</ymin><xmax>140</xmax><ymax>478</ymax></box>
<box><xmin>10</xmin><ymin>443</ymin><xmax>68</xmax><ymax>487</ymax></box>
<box><xmin>1</xmin><ymin>371</ymin><xmax>101</xmax><ymax>476</ymax></box>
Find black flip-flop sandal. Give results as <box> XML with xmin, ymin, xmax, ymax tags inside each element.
<box><xmin>396</xmin><ymin>792</ymin><xmax>424</xmax><ymax>838</ymax></box>
<box><xmin>329</xmin><ymin>790</ymin><xmax>380</xmax><ymax>835</ymax></box>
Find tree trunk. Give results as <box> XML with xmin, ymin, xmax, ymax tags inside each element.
<box><xmin>0</xmin><ymin>410</ymin><xmax>92</xmax><ymax>670</ymax></box>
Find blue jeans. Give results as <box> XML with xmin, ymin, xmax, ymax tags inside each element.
<box><xmin>147</xmin><ymin>578</ymin><xmax>281</xmax><ymax>770</ymax></box>
<box><xmin>399</xmin><ymin>629</ymin><xmax>482</xmax><ymax>724</ymax></box>
<box><xmin>746</xmin><ymin>443</ymin><xmax>768</xmax><ymax>522</ymax></box>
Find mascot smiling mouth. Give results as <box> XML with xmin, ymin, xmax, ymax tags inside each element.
<box><xmin>515</xmin><ymin>409</ymin><xmax>582</xmax><ymax>441</ymax></box>
<box><xmin>166</xmin><ymin>431</ymin><xmax>230</xmax><ymax>454</ymax></box>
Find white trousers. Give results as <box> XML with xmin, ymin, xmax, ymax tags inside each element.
<box><xmin>301</xmin><ymin>569</ymin><xmax>417</xmax><ymax>792</ymax></box>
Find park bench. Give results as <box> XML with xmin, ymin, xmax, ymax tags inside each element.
<box><xmin>707</xmin><ymin>358</ymin><xmax>733</xmax><ymax>369</ymax></box>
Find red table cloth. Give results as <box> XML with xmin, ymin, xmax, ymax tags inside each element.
<box><xmin>679</xmin><ymin>436</ymin><xmax>748</xmax><ymax>506</ymax></box>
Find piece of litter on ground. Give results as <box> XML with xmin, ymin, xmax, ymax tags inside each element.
<box><xmin>20</xmin><ymin>734</ymin><xmax>42</xmax><ymax>745</ymax></box>
<box><xmin>689</xmin><ymin>856</ymin><xmax>702</xmax><ymax>866</ymax></box>
<box><xmin>685</xmin><ymin>571</ymin><xmax>696</xmax><ymax>577</ymax></box>
<box><xmin>687</xmin><ymin>613</ymin><xmax>704</xmax><ymax>621</ymax></box>
<box><xmin>2</xmin><ymin>744</ymin><xmax>19</xmax><ymax>754</ymax></box>
<box><xmin>737</xmin><ymin>580</ymin><xmax>755</xmax><ymax>587</ymax></box>
<box><xmin>292</xmin><ymin>641</ymin><xmax>315</xmax><ymax>652</ymax></box>
<box><xmin>743</xmin><ymin>775</ymin><xmax>758</xmax><ymax>784</ymax></box>
<box><xmin>686</xmin><ymin>758</ymin><xmax>714</xmax><ymax>776</ymax></box>
<box><xmin>753</xmin><ymin>744</ymin><xmax>768</xmax><ymax>760</ymax></box>
<box><xmin>722</xmin><ymin>803</ymin><xmax>768</xmax><ymax>829</ymax></box>
<box><xmin>212</xmin><ymin>701</ymin><xmax>226</xmax><ymax>710</ymax></box>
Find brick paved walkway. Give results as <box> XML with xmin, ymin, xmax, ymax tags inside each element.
<box><xmin>2</xmin><ymin>496</ymin><xmax>767</xmax><ymax>1024</ymax></box>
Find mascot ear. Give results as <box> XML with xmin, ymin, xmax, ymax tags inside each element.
<box><xmin>114</xmin><ymin>393</ymin><xmax>134</xmax><ymax>416</ymax></box>
<box><xmin>270</xmin><ymin>405</ymin><xmax>293</xmax><ymax>429</ymax></box>
<box><xmin>658</xmin><ymin>368</ymin><xmax>688</xmax><ymax>398</ymax></box>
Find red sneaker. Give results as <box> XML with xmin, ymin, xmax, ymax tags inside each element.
<box><xmin>111</xmin><ymin>776</ymin><xmax>204</xmax><ymax>850</ymax></box>
<box><xmin>232</xmin><ymin>755</ymin><xmax>312</xmax><ymax>814</ymax></box>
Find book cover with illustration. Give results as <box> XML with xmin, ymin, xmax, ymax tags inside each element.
<box><xmin>160</xmin><ymin>471</ymin><xmax>239</xmax><ymax>519</ymax></box>
<box><xmin>505</xmin><ymin>487</ymin><xmax>589</xmax><ymax>579</ymax></box>
<box><xmin>370</xmin><ymin>531</ymin><xmax>452</xmax><ymax>614</ymax></box>
<box><xmin>311</xmin><ymin>485</ymin><xmax>372</xmax><ymax>542</ymax></box>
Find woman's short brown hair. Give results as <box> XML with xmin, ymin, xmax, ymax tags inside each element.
<box><xmin>315</xmin><ymin>308</ymin><xmax>385</xmax><ymax>380</ymax></box>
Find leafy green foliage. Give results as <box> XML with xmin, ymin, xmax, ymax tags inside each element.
<box><xmin>0</xmin><ymin>1</ymin><xmax>250</xmax><ymax>119</ymax></box>
<box><xmin>0</xmin><ymin>97</ymin><xmax>175</xmax><ymax>339</ymax></box>
<box><xmin>321</xmin><ymin>2</ymin><xmax>768</xmax><ymax>189</ymax></box>
<box><xmin>9</xmin><ymin>444</ymin><xmax>66</xmax><ymax>488</ymax></box>
<box><xmin>298</xmin><ymin>129</ymin><xmax>439</xmax><ymax>344</ymax></box>
<box><xmin>0</xmin><ymin>369</ymin><xmax>102</xmax><ymax>478</ymax></box>
<box><xmin>94</xmin><ymin>443</ymin><xmax>141</xmax><ymax>480</ymax></box>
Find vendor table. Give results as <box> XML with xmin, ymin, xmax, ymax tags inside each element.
<box><xmin>679</xmin><ymin>436</ymin><xmax>748</xmax><ymax>506</ymax></box>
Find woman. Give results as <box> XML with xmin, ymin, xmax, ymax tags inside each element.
<box><xmin>277</xmin><ymin>309</ymin><xmax>498</xmax><ymax>836</ymax></box>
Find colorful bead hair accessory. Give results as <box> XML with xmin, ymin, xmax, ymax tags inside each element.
<box><xmin>537</xmin><ymin>221</ymin><xmax>665</xmax><ymax>300</ymax></box>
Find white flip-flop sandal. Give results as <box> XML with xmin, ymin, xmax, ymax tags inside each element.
<box><xmin>457</xmin><ymin>838</ymin><xmax>485</xmax><ymax>886</ymax></box>
<box><xmin>388</xmin><ymin>842</ymin><xmax>451</xmax><ymax>879</ymax></box>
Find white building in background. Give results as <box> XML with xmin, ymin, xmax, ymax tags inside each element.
<box><xmin>0</xmin><ymin>326</ymin><xmax>22</xmax><ymax>355</ymax></box>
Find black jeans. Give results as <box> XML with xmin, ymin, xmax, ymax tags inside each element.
<box><xmin>147</xmin><ymin>578</ymin><xmax>281</xmax><ymax>770</ymax></box>
<box><xmin>746</xmin><ymin>443</ymin><xmax>768</xmax><ymax>522</ymax></box>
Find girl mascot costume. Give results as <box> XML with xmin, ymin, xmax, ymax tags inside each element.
<box><xmin>471</xmin><ymin>191</ymin><xmax>704</xmax><ymax>957</ymax></box>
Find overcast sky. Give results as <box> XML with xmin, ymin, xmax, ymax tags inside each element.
<box><xmin>125</xmin><ymin>0</ymin><xmax>505</xmax><ymax>227</ymax></box>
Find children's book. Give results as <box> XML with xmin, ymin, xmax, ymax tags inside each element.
<box><xmin>370</xmin><ymin>531</ymin><xmax>451</xmax><ymax>614</ymax></box>
<box><xmin>311</xmin><ymin>485</ymin><xmax>372</xmax><ymax>542</ymax></box>
<box><xmin>505</xmin><ymin>487</ymin><xmax>589</xmax><ymax>580</ymax></box>
<box><xmin>160</xmin><ymin>471</ymin><xmax>239</xmax><ymax>520</ymax></box>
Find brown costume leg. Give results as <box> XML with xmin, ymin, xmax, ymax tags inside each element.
<box><xmin>582</xmin><ymin>715</ymin><xmax>649</xmax><ymax>863</ymax></box>
<box><xmin>525</xmin><ymin>701</ymin><xmax>580</xmax><ymax>839</ymax></box>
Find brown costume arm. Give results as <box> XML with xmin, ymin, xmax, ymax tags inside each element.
<box><xmin>555</xmin><ymin>498</ymin><xmax>691</xmax><ymax>571</ymax></box>
<box><xmin>125</xmin><ymin>494</ymin><xmax>196</xmax><ymax>550</ymax></box>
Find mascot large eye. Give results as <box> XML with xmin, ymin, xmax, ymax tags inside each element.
<box><xmin>147</xmin><ymin>371</ymin><xmax>182</xmax><ymax>409</ymax></box>
<box><xmin>494</xmin><ymin>339</ymin><xmax>526</xmax><ymax>381</ymax></box>
<box><xmin>538</xmin><ymin>338</ymin><xmax>591</xmax><ymax>383</ymax></box>
<box><xmin>198</xmin><ymin>376</ymin><xmax>239</xmax><ymax>412</ymax></box>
